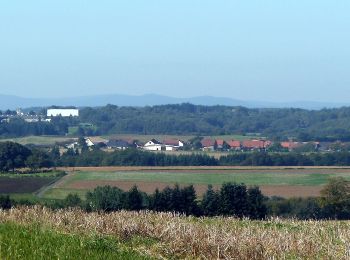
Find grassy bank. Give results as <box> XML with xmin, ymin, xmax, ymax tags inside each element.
<box><xmin>0</xmin><ymin>222</ymin><xmax>150</xmax><ymax>259</ymax></box>
<box><xmin>1</xmin><ymin>206</ymin><xmax>350</xmax><ymax>259</ymax></box>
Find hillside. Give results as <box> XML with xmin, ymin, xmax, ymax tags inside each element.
<box><xmin>77</xmin><ymin>104</ymin><xmax>350</xmax><ymax>141</ymax></box>
<box><xmin>3</xmin><ymin>103</ymin><xmax>350</xmax><ymax>140</ymax></box>
<box><xmin>1</xmin><ymin>207</ymin><xmax>349</xmax><ymax>259</ymax></box>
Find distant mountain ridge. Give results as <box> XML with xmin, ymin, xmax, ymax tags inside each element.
<box><xmin>0</xmin><ymin>93</ymin><xmax>347</xmax><ymax>110</ymax></box>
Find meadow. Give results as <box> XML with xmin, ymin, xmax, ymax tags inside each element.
<box><xmin>1</xmin><ymin>206</ymin><xmax>349</xmax><ymax>259</ymax></box>
<box><xmin>0</xmin><ymin>135</ymin><xmax>75</xmax><ymax>146</ymax></box>
<box><xmin>42</xmin><ymin>166</ymin><xmax>350</xmax><ymax>199</ymax></box>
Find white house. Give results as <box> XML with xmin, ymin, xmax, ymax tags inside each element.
<box><xmin>84</xmin><ymin>137</ymin><xmax>108</xmax><ymax>147</ymax></box>
<box><xmin>163</xmin><ymin>139</ymin><xmax>184</xmax><ymax>151</ymax></box>
<box><xmin>143</xmin><ymin>139</ymin><xmax>163</xmax><ymax>151</ymax></box>
<box><xmin>47</xmin><ymin>109</ymin><xmax>79</xmax><ymax>117</ymax></box>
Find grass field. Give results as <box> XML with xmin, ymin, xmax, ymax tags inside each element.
<box><xmin>1</xmin><ymin>206</ymin><xmax>350</xmax><ymax>259</ymax></box>
<box><xmin>42</xmin><ymin>167</ymin><xmax>350</xmax><ymax>199</ymax></box>
<box><xmin>0</xmin><ymin>222</ymin><xmax>150</xmax><ymax>259</ymax></box>
<box><xmin>104</xmin><ymin>133</ymin><xmax>261</xmax><ymax>142</ymax></box>
<box><xmin>0</xmin><ymin>136</ymin><xmax>76</xmax><ymax>146</ymax></box>
<box><xmin>0</xmin><ymin>134</ymin><xmax>260</xmax><ymax>147</ymax></box>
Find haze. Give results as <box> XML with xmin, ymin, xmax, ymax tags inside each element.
<box><xmin>1</xmin><ymin>1</ymin><xmax>349</xmax><ymax>102</ymax></box>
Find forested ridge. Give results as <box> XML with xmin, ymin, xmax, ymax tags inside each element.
<box><xmin>3</xmin><ymin>103</ymin><xmax>350</xmax><ymax>140</ymax></box>
<box><xmin>79</xmin><ymin>104</ymin><xmax>350</xmax><ymax>141</ymax></box>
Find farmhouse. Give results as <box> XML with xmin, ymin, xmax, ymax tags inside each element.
<box><xmin>201</xmin><ymin>139</ymin><xmax>216</xmax><ymax>151</ymax></box>
<box><xmin>143</xmin><ymin>139</ymin><xmax>163</xmax><ymax>151</ymax></box>
<box><xmin>242</xmin><ymin>140</ymin><xmax>270</xmax><ymax>151</ymax></box>
<box><xmin>216</xmin><ymin>139</ymin><xmax>225</xmax><ymax>150</ymax></box>
<box><xmin>47</xmin><ymin>108</ymin><xmax>79</xmax><ymax>117</ymax></box>
<box><xmin>163</xmin><ymin>139</ymin><xmax>184</xmax><ymax>151</ymax></box>
<box><xmin>227</xmin><ymin>140</ymin><xmax>241</xmax><ymax>150</ymax></box>
<box><xmin>85</xmin><ymin>137</ymin><xmax>108</xmax><ymax>147</ymax></box>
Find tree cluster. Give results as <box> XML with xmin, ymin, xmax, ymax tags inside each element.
<box><xmin>83</xmin><ymin>183</ymin><xmax>266</xmax><ymax>219</ymax></box>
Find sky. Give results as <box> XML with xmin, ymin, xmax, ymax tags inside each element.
<box><xmin>1</xmin><ymin>1</ymin><xmax>350</xmax><ymax>102</ymax></box>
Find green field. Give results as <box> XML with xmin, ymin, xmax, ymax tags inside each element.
<box><xmin>41</xmin><ymin>168</ymin><xmax>350</xmax><ymax>199</ymax></box>
<box><xmin>0</xmin><ymin>222</ymin><xmax>150</xmax><ymax>260</ymax></box>
<box><xmin>0</xmin><ymin>136</ymin><xmax>76</xmax><ymax>146</ymax></box>
<box><xmin>104</xmin><ymin>134</ymin><xmax>260</xmax><ymax>142</ymax></box>
<box><xmin>62</xmin><ymin>170</ymin><xmax>350</xmax><ymax>186</ymax></box>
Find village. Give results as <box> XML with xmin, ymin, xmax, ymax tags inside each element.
<box><xmin>65</xmin><ymin>136</ymin><xmax>330</xmax><ymax>153</ymax></box>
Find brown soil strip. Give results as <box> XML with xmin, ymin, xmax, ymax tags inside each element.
<box><xmin>66</xmin><ymin>180</ymin><xmax>322</xmax><ymax>198</ymax></box>
<box><xmin>57</xmin><ymin>166</ymin><xmax>350</xmax><ymax>174</ymax></box>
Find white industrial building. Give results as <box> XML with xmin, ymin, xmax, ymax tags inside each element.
<box><xmin>47</xmin><ymin>109</ymin><xmax>79</xmax><ymax>117</ymax></box>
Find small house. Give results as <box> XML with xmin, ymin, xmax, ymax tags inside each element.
<box><xmin>143</xmin><ymin>139</ymin><xmax>163</xmax><ymax>151</ymax></box>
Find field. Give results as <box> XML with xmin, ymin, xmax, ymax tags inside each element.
<box><xmin>1</xmin><ymin>206</ymin><xmax>350</xmax><ymax>259</ymax></box>
<box><xmin>104</xmin><ymin>134</ymin><xmax>261</xmax><ymax>143</ymax></box>
<box><xmin>0</xmin><ymin>172</ymin><xmax>65</xmax><ymax>202</ymax></box>
<box><xmin>0</xmin><ymin>136</ymin><xmax>76</xmax><ymax>146</ymax></box>
<box><xmin>41</xmin><ymin>166</ymin><xmax>350</xmax><ymax>199</ymax></box>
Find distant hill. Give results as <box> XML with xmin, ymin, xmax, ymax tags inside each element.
<box><xmin>0</xmin><ymin>93</ymin><xmax>348</xmax><ymax>110</ymax></box>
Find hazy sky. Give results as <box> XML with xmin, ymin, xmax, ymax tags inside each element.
<box><xmin>1</xmin><ymin>1</ymin><xmax>349</xmax><ymax>102</ymax></box>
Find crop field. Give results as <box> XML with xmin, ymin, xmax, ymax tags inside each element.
<box><xmin>43</xmin><ymin>166</ymin><xmax>350</xmax><ymax>199</ymax></box>
<box><xmin>1</xmin><ymin>206</ymin><xmax>350</xmax><ymax>259</ymax></box>
<box><xmin>0</xmin><ymin>171</ymin><xmax>64</xmax><ymax>198</ymax></box>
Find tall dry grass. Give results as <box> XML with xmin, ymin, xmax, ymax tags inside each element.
<box><xmin>1</xmin><ymin>206</ymin><xmax>350</xmax><ymax>259</ymax></box>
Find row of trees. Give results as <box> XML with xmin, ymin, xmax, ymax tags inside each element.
<box><xmin>6</xmin><ymin>141</ymin><xmax>350</xmax><ymax>172</ymax></box>
<box><xmin>0</xmin><ymin>142</ymin><xmax>52</xmax><ymax>172</ymax></box>
<box><xmin>5</xmin><ymin>103</ymin><xmax>350</xmax><ymax>140</ymax></box>
<box><xmin>66</xmin><ymin>183</ymin><xmax>267</xmax><ymax>219</ymax></box>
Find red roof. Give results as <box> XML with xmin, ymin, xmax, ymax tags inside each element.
<box><xmin>242</xmin><ymin>140</ymin><xmax>266</xmax><ymax>149</ymax></box>
<box><xmin>227</xmin><ymin>140</ymin><xmax>241</xmax><ymax>148</ymax></box>
<box><xmin>216</xmin><ymin>139</ymin><xmax>224</xmax><ymax>146</ymax></box>
<box><xmin>201</xmin><ymin>139</ymin><xmax>215</xmax><ymax>147</ymax></box>
<box><xmin>281</xmin><ymin>141</ymin><xmax>301</xmax><ymax>149</ymax></box>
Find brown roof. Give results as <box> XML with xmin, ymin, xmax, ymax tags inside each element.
<box><xmin>227</xmin><ymin>140</ymin><xmax>241</xmax><ymax>148</ymax></box>
<box><xmin>201</xmin><ymin>138</ymin><xmax>216</xmax><ymax>147</ymax></box>
<box><xmin>163</xmin><ymin>139</ymin><xmax>180</xmax><ymax>146</ymax></box>
<box><xmin>242</xmin><ymin>140</ymin><xmax>266</xmax><ymax>149</ymax></box>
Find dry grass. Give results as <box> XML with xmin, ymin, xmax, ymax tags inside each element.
<box><xmin>1</xmin><ymin>207</ymin><xmax>350</xmax><ymax>259</ymax></box>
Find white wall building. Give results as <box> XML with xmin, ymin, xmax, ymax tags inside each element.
<box><xmin>47</xmin><ymin>109</ymin><xmax>79</xmax><ymax>117</ymax></box>
<box><xmin>143</xmin><ymin>139</ymin><xmax>163</xmax><ymax>151</ymax></box>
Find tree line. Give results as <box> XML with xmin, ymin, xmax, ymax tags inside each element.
<box><xmin>5</xmin><ymin>103</ymin><xmax>350</xmax><ymax>141</ymax></box>
<box><xmin>5</xmin><ymin>142</ymin><xmax>350</xmax><ymax>172</ymax></box>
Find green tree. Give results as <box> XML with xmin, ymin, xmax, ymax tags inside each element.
<box><xmin>86</xmin><ymin>186</ymin><xmax>125</xmax><ymax>212</ymax></box>
<box><xmin>126</xmin><ymin>185</ymin><xmax>144</xmax><ymax>210</ymax></box>
<box><xmin>201</xmin><ymin>185</ymin><xmax>220</xmax><ymax>216</ymax></box>
<box><xmin>219</xmin><ymin>182</ymin><xmax>248</xmax><ymax>217</ymax></box>
<box><xmin>0</xmin><ymin>142</ymin><xmax>32</xmax><ymax>172</ymax></box>
<box><xmin>320</xmin><ymin>177</ymin><xmax>350</xmax><ymax>219</ymax></box>
<box><xmin>63</xmin><ymin>193</ymin><xmax>82</xmax><ymax>208</ymax></box>
<box><xmin>26</xmin><ymin>149</ymin><xmax>53</xmax><ymax>171</ymax></box>
<box><xmin>247</xmin><ymin>186</ymin><xmax>267</xmax><ymax>219</ymax></box>
<box><xmin>0</xmin><ymin>195</ymin><xmax>11</xmax><ymax>209</ymax></box>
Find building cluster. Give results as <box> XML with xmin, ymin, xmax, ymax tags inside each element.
<box><xmin>64</xmin><ymin>136</ymin><xmax>326</xmax><ymax>153</ymax></box>
<box><xmin>0</xmin><ymin>108</ymin><xmax>79</xmax><ymax>124</ymax></box>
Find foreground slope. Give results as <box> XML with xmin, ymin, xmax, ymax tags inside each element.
<box><xmin>1</xmin><ymin>207</ymin><xmax>349</xmax><ymax>259</ymax></box>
